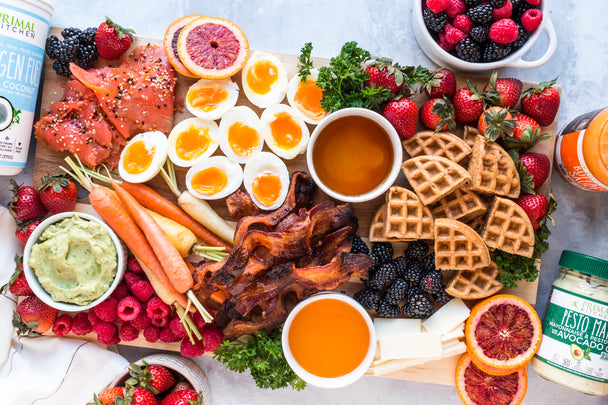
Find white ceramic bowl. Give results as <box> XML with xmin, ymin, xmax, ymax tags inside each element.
<box><xmin>306</xmin><ymin>107</ymin><xmax>402</xmax><ymax>203</ymax></box>
<box><xmin>412</xmin><ymin>0</ymin><xmax>557</xmax><ymax>71</ymax></box>
<box><xmin>282</xmin><ymin>292</ymin><xmax>376</xmax><ymax>389</ymax></box>
<box><xmin>23</xmin><ymin>212</ymin><xmax>126</xmax><ymax>312</ymax></box>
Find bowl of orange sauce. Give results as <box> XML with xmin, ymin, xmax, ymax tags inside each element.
<box><xmin>281</xmin><ymin>292</ymin><xmax>376</xmax><ymax>388</ymax></box>
<box><xmin>306</xmin><ymin>107</ymin><xmax>402</xmax><ymax>203</ymax></box>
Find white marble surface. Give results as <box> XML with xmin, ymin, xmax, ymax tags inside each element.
<box><xmin>2</xmin><ymin>0</ymin><xmax>608</xmax><ymax>403</ymax></box>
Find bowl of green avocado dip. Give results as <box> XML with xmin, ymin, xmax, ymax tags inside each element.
<box><xmin>23</xmin><ymin>212</ymin><xmax>126</xmax><ymax>311</ymax></box>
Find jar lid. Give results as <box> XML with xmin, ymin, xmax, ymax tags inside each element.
<box><xmin>559</xmin><ymin>250</ymin><xmax>608</xmax><ymax>280</ymax></box>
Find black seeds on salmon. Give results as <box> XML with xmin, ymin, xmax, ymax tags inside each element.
<box><xmin>371</xmin><ymin>242</ymin><xmax>394</xmax><ymax>264</ymax></box>
<box><xmin>353</xmin><ymin>288</ymin><xmax>380</xmax><ymax>311</ymax></box>
<box><xmin>350</xmin><ymin>235</ymin><xmax>370</xmax><ymax>255</ymax></box>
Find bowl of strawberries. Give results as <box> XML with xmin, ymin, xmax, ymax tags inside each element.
<box><xmin>412</xmin><ymin>0</ymin><xmax>557</xmax><ymax>71</ymax></box>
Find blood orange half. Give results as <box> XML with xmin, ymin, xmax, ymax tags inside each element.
<box><xmin>177</xmin><ymin>16</ymin><xmax>249</xmax><ymax>80</ymax></box>
<box><xmin>465</xmin><ymin>294</ymin><xmax>542</xmax><ymax>371</ymax></box>
<box><xmin>455</xmin><ymin>353</ymin><xmax>527</xmax><ymax>405</ymax></box>
<box><xmin>163</xmin><ymin>15</ymin><xmax>202</xmax><ymax>78</ymax></box>
<box><xmin>468</xmin><ymin>348</ymin><xmax>524</xmax><ymax>376</ymax></box>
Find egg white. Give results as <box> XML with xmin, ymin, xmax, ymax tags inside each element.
<box><xmin>243</xmin><ymin>152</ymin><xmax>290</xmax><ymax>211</ymax></box>
<box><xmin>241</xmin><ymin>52</ymin><xmax>288</xmax><ymax>108</ymax></box>
<box><xmin>218</xmin><ymin>106</ymin><xmax>264</xmax><ymax>164</ymax></box>
<box><xmin>118</xmin><ymin>131</ymin><xmax>168</xmax><ymax>183</ymax></box>
<box><xmin>260</xmin><ymin>104</ymin><xmax>310</xmax><ymax>160</ymax></box>
<box><xmin>286</xmin><ymin>69</ymin><xmax>326</xmax><ymax>125</ymax></box>
<box><xmin>167</xmin><ymin>118</ymin><xmax>219</xmax><ymax>168</ymax></box>
<box><xmin>186</xmin><ymin>78</ymin><xmax>239</xmax><ymax>121</ymax></box>
<box><xmin>185</xmin><ymin>156</ymin><xmax>243</xmax><ymax>200</ymax></box>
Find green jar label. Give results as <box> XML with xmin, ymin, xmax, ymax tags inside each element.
<box><xmin>535</xmin><ymin>286</ymin><xmax>608</xmax><ymax>383</ymax></box>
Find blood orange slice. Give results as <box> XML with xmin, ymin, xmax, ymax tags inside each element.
<box><xmin>163</xmin><ymin>15</ymin><xmax>202</xmax><ymax>78</ymax></box>
<box><xmin>455</xmin><ymin>353</ymin><xmax>527</xmax><ymax>405</ymax></box>
<box><xmin>465</xmin><ymin>294</ymin><xmax>542</xmax><ymax>371</ymax></box>
<box><xmin>468</xmin><ymin>348</ymin><xmax>524</xmax><ymax>376</ymax></box>
<box><xmin>177</xmin><ymin>16</ymin><xmax>249</xmax><ymax>80</ymax></box>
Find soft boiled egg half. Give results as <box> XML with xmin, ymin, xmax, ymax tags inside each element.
<box><xmin>118</xmin><ymin>131</ymin><xmax>168</xmax><ymax>183</ymax></box>
<box><xmin>186</xmin><ymin>156</ymin><xmax>243</xmax><ymax>200</ymax></box>
<box><xmin>244</xmin><ymin>152</ymin><xmax>290</xmax><ymax>211</ymax></box>
<box><xmin>186</xmin><ymin>78</ymin><xmax>239</xmax><ymax>120</ymax></box>
<box><xmin>261</xmin><ymin>104</ymin><xmax>310</xmax><ymax>160</ymax></box>
<box><xmin>219</xmin><ymin>106</ymin><xmax>264</xmax><ymax>164</ymax></box>
<box><xmin>286</xmin><ymin>69</ymin><xmax>326</xmax><ymax>125</ymax></box>
<box><xmin>167</xmin><ymin>118</ymin><xmax>219</xmax><ymax>167</ymax></box>
<box><xmin>241</xmin><ymin>51</ymin><xmax>288</xmax><ymax>108</ymax></box>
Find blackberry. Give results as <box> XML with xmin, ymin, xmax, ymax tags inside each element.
<box><xmin>512</xmin><ymin>0</ymin><xmax>534</xmax><ymax>21</ymax></box>
<box><xmin>371</xmin><ymin>242</ymin><xmax>393</xmax><ymax>265</ymax></box>
<box><xmin>489</xmin><ymin>0</ymin><xmax>506</xmax><ymax>8</ymax></box>
<box><xmin>350</xmin><ymin>235</ymin><xmax>370</xmax><ymax>255</ymax></box>
<box><xmin>483</xmin><ymin>42</ymin><xmax>512</xmax><ymax>62</ymax></box>
<box><xmin>367</xmin><ymin>263</ymin><xmax>398</xmax><ymax>291</ymax></box>
<box><xmin>52</xmin><ymin>59</ymin><xmax>71</xmax><ymax>78</ymax></box>
<box><xmin>433</xmin><ymin>287</ymin><xmax>453</xmax><ymax>305</ymax></box>
<box><xmin>377</xmin><ymin>300</ymin><xmax>400</xmax><ymax>318</ymax></box>
<box><xmin>77</xmin><ymin>44</ymin><xmax>98</xmax><ymax>69</ymax></box>
<box><xmin>404</xmin><ymin>291</ymin><xmax>435</xmax><ymax>318</ymax></box>
<box><xmin>420</xmin><ymin>252</ymin><xmax>436</xmax><ymax>273</ymax></box>
<box><xmin>383</xmin><ymin>278</ymin><xmax>409</xmax><ymax>305</ymax></box>
<box><xmin>469</xmin><ymin>25</ymin><xmax>490</xmax><ymax>43</ymax></box>
<box><xmin>455</xmin><ymin>38</ymin><xmax>481</xmax><ymax>63</ymax></box>
<box><xmin>392</xmin><ymin>256</ymin><xmax>408</xmax><ymax>278</ymax></box>
<box><xmin>462</xmin><ymin>0</ymin><xmax>481</xmax><ymax>7</ymax></box>
<box><xmin>419</xmin><ymin>270</ymin><xmax>444</xmax><ymax>295</ymax></box>
<box><xmin>467</xmin><ymin>4</ymin><xmax>494</xmax><ymax>25</ymax></box>
<box><xmin>404</xmin><ymin>240</ymin><xmax>429</xmax><ymax>260</ymax></box>
<box><xmin>45</xmin><ymin>35</ymin><xmax>61</xmax><ymax>59</ymax></box>
<box><xmin>55</xmin><ymin>36</ymin><xmax>80</xmax><ymax>63</ymax></box>
<box><xmin>354</xmin><ymin>288</ymin><xmax>381</xmax><ymax>311</ymax></box>
<box><xmin>512</xmin><ymin>24</ymin><xmax>529</xmax><ymax>48</ymax></box>
<box><xmin>423</xmin><ymin>8</ymin><xmax>448</xmax><ymax>33</ymax></box>
<box><xmin>61</xmin><ymin>27</ymin><xmax>83</xmax><ymax>41</ymax></box>
<box><xmin>404</xmin><ymin>260</ymin><xmax>424</xmax><ymax>286</ymax></box>
<box><xmin>81</xmin><ymin>27</ymin><xmax>97</xmax><ymax>45</ymax></box>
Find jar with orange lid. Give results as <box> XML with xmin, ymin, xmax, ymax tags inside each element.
<box><xmin>554</xmin><ymin>107</ymin><xmax>608</xmax><ymax>191</ymax></box>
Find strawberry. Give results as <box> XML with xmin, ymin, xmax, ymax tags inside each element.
<box><xmin>519</xmin><ymin>152</ymin><xmax>551</xmax><ymax>190</ymax></box>
<box><xmin>364</xmin><ymin>58</ymin><xmax>409</xmax><ymax>98</ymax></box>
<box><xmin>422</xmin><ymin>68</ymin><xmax>456</xmax><ymax>99</ymax></box>
<box><xmin>516</xmin><ymin>193</ymin><xmax>549</xmax><ymax>229</ymax></box>
<box><xmin>148</xmin><ymin>364</ymin><xmax>175</xmax><ymax>394</ymax></box>
<box><xmin>95</xmin><ymin>17</ymin><xmax>135</xmax><ymax>60</ymax></box>
<box><xmin>13</xmin><ymin>295</ymin><xmax>58</xmax><ymax>335</ymax></box>
<box><xmin>8</xmin><ymin>179</ymin><xmax>48</xmax><ymax>222</ymax></box>
<box><xmin>96</xmin><ymin>386</ymin><xmax>125</xmax><ymax>405</ymax></box>
<box><xmin>160</xmin><ymin>389</ymin><xmax>201</xmax><ymax>405</ymax></box>
<box><xmin>521</xmin><ymin>78</ymin><xmax>560</xmax><ymax>126</ymax></box>
<box><xmin>382</xmin><ymin>98</ymin><xmax>418</xmax><ymax>138</ymax></box>
<box><xmin>483</xmin><ymin>71</ymin><xmax>522</xmax><ymax>109</ymax></box>
<box><xmin>420</xmin><ymin>97</ymin><xmax>456</xmax><ymax>132</ymax></box>
<box><xmin>2</xmin><ymin>256</ymin><xmax>33</xmax><ymax>296</ymax></box>
<box><xmin>15</xmin><ymin>218</ymin><xmax>43</xmax><ymax>246</ymax></box>
<box><xmin>38</xmin><ymin>174</ymin><xmax>78</xmax><ymax>214</ymax></box>
<box><xmin>478</xmin><ymin>106</ymin><xmax>514</xmax><ymax>141</ymax></box>
<box><xmin>453</xmin><ymin>82</ymin><xmax>484</xmax><ymax>123</ymax></box>
<box><xmin>505</xmin><ymin>112</ymin><xmax>548</xmax><ymax>149</ymax></box>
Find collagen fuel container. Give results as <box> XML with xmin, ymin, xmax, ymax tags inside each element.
<box><xmin>0</xmin><ymin>0</ymin><xmax>53</xmax><ymax>175</ymax></box>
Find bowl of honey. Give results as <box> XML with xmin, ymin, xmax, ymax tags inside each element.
<box><xmin>281</xmin><ymin>292</ymin><xmax>376</xmax><ymax>388</ymax></box>
<box><xmin>306</xmin><ymin>108</ymin><xmax>402</xmax><ymax>202</ymax></box>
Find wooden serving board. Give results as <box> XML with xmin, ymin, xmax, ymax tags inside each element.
<box><xmin>35</xmin><ymin>28</ymin><xmax>559</xmax><ymax>386</ymax></box>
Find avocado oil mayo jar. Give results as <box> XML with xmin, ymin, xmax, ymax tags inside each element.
<box><xmin>531</xmin><ymin>250</ymin><xmax>608</xmax><ymax>396</ymax></box>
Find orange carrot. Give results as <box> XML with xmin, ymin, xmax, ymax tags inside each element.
<box><xmin>122</xmin><ymin>182</ymin><xmax>233</xmax><ymax>253</ymax></box>
<box><xmin>88</xmin><ymin>186</ymin><xmax>189</xmax><ymax>308</ymax></box>
<box><xmin>210</xmin><ymin>290</ymin><xmax>227</xmax><ymax>304</ymax></box>
<box><xmin>111</xmin><ymin>180</ymin><xmax>193</xmax><ymax>293</ymax></box>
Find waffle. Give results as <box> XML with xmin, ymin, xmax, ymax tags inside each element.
<box><xmin>468</xmin><ymin>135</ymin><xmax>520</xmax><ymax>198</ymax></box>
<box><xmin>434</xmin><ymin>218</ymin><xmax>491</xmax><ymax>270</ymax></box>
<box><xmin>464</xmin><ymin>214</ymin><xmax>486</xmax><ymax>234</ymax></box>
<box><xmin>463</xmin><ymin>126</ymin><xmax>481</xmax><ymax>148</ymax></box>
<box><xmin>482</xmin><ymin>196</ymin><xmax>535</xmax><ymax>258</ymax></box>
<box><xmin>369</xmin><ymin>204</ymin><xmax>400</xmax><ymax>242</ymax></box>
<box><xmin>383</xmin><ymin>186</ymin><xmax>434</xmax><ymax>240</ymax></box>
<box><xmin>402</xmin><ymin>130</ymin><xmax>472</xmax><ymax>163</ymax></box>
<box><xmin>445</xmin><ymin>262</ymin><xmax>504</xmax><ymax>300</ymax></box>
<box><xmin>402</xmin><ymin>155</ymin><xmax>471</xmax><ymax>205</ymax></box>
<box><xmin>431</xmin><ymin>187</ymin><xmax>487</xmax><ymax>222</ymax></box>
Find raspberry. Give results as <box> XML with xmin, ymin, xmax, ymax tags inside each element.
<box><xmin>525</xmin><ymin>0</ymin><xmax>540</xmax><ymax>4</ymax></box>
<box><xmin>151</xmin><ymin>316</ymin><xmax>170</xmax><ymax>328</ymax></box>
<box><xmin>521</xmin><ymin>8</ymin><xmax>542</xmax><ymax>31</ymax></box>
<box><xmin>146</xmin><ymin>297</ymin><xmax>170</xmax><ymax>320</ymax></box>
<box><xmin>445</xmin><ymin>23</ymin><xmax>467</xmax><ymax>45</ymax></box>
<box><xmin>93</xmin><ymin>320</ymin><xmax>117</xmax><ymax>342</ymax></box>
<box><xmin>180</xmin><ymin>337</ymin><xmax>206</xmax><ymax>357</ymax></box>
<box><xmin>87</xmin><ymin>308</ymin><xmax>100</xmax><ymax>326</ymax></box>
<box><xmin>160</xmin><ymin>327</ymin><xmax>181</xmax><ymax>343</ymax></box>
<box><xmin>127</xmin><ymin>255</ymin><xmax>145</xmax><ymax>273</ymax></box>
<box><xmin>72</xmin><ymin>312</ymin><xmax>93</xmax><ymax>335</ymax></box>
<box><xmin>169</xmin><ymin>317</ymin><xmax>189</xmax><ymax>338</ymax></box>
<box><xmin>201</xmin><ymin>325</ymin><xmax>224</xmax><ymax>352</ymax></box>
<box><xmin>426</xmin><ymin>0</ymin><xmax>450</xmax><ymax>13</ymax></box>
<box><xmin>143</xmin><ymin>325</ymin><xmax>161</xmax><ymax>343</ymax></box>
<box><xmin>191</xmin><ymin>310</ymin><xmax>209</xmax><ymax>330</ymax></box>
<box><xmin>438</xmin><ymin>32</ymin><xmax>456</xmax><ymax>51</ymax></box>
<box><xmin>99</xmin><ymin>330</ymin><xmax>121</xmax><ymax>346</ymax></box>
<box><xmin>110</xmin><ymin>282</ymin><xmax>130</xmax><ymax>301</ymax></box>
<box><xmin>130</xmin><ymin>280</ymin><xmax>155</xmax><ymax>302</ymax></box>
<box><xmin>93</xmin><ymin>298</ymin><xmax>118</xmax><ymax>322</ymax></box>
<box><xmin>117</xmin><ymin>296</ymin><xmax>142</xmax><ymax>322</ymax></box>
<box><xmin>445</xmin><ymin>0</ymin><xmax>466</xmax><ymax>19</ymax></box>
<box><xmin>130</xmin><ymin>311</ymin><xmax>152</xmax><ymax>330</ymax></box>
<box><xmin>52</xmin><ymin>314</ymin><xmax>73</xmax><ymax>336</ymax></box>
<box><xmin>452</xmin><ymin>15</ymin><xmax>473</xmax><ymax>34</ymax></box>
<box><xmin>119</xmin><ymin>322</ymin><xmax>139</xmax><ymax>342</ymax></box>
<box><xmin>492</xmin><ymin>0</ymin><xmax>512</xmax><ymax>20</ymax></box>
<box><xmin>489</xmin><ymin>18</ymin><xmax>519</xmax><ymax>44</ymax></box>
<box><xmin>124</xmin><ymin>271</ymin><xmax>142</xmax><ymax>287</ymax></box>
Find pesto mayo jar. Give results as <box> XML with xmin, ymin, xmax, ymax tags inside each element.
<box><xmin>531</xmin><ymin>250</ymin><xmax>608</xmax><ymax>396</ymax></box>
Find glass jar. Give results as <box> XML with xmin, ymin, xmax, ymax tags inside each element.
<box><xmin>531</xmin><ymin>250</ymin><xmax>608</xmax><ymax>396</ymax></box>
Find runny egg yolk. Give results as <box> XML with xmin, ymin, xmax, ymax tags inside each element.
<box><xmin>252</xmin><ymin>171</ymin><xmax>282</xmax><ymax>206</ymax></box>
<box><xmin>176</xmin><ymin>126</ymin><xmax>211</xmax><ymax>161</ymax></box>
<box><xmin>247</xmin><ymin>60</ymin><xmax>278</xmax><ymax>95</ymax></box>
<box><xmin>188</xmin><ymin>86</ymin><xmax>228</xmax><ymax>112</ymax></box>
<box><xmin>295</xmin><ymin>79</ymin><xmax>324</xmax><ymax>119</ymax></box>
<box><xmin>191</xmin><ymin>167</ymin><xmax>227</xmax><ymax>196</ymax></box>
<box><xmin>228</xmin><ymin>122</ymin><xmax>259</xmax><ymax>157</ymax></box>
<box><xmin>123</xmin><ymin>140</ymin><xmax>154</xmax><ymax>175</ymax></box>
<box><xmin>269</xmin><ymin>112</ymin><xmax>302</xmax><ymax>149</ymax></box>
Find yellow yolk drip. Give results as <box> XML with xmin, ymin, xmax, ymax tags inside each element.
<box><xmin>191</xmin><ymin>167</ymin><xmax>227</xmax><ymax>196</ymax></box>
<box><xmin>188</xmin><ymin>86</ymin><xmax>228</xmax><ymax>112</ymax></box>
<box><xmin>123</xmin><ymin>140</ymin><xmax>154</xmax><ymax>175</ymax></box>
<box><xmin>176</xmin><ymin>126</ymin><xmax>211</xmax><ymax>161</ymax></box>
<box><xmin>270</xmin><ymin>112</ymin><xmax>302</xmax><ymax>149</ymax></box>
<box><xmin>247</xmin><ymin>60</ymin><xmax>278</xmax><ymax>95</ymax></box>
<box><xmin>295</xmin><ymin>79</ymin><xmax>325</xmax><ymax>120</ymax></box>
<box><xmin>252</xmin><ymin>171</ymin><xmax>282</xmax><ymax>206</ymax></box>
<box><xmin>228</xmin><ymin>122</ymin><xmax>259</xmax><ymax>157</ymax></box>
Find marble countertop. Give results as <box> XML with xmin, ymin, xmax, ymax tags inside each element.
<box><xmin>2</xmin><ymin>0</ymin><xmax>607</xmax><ymax>403</ymax></box>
